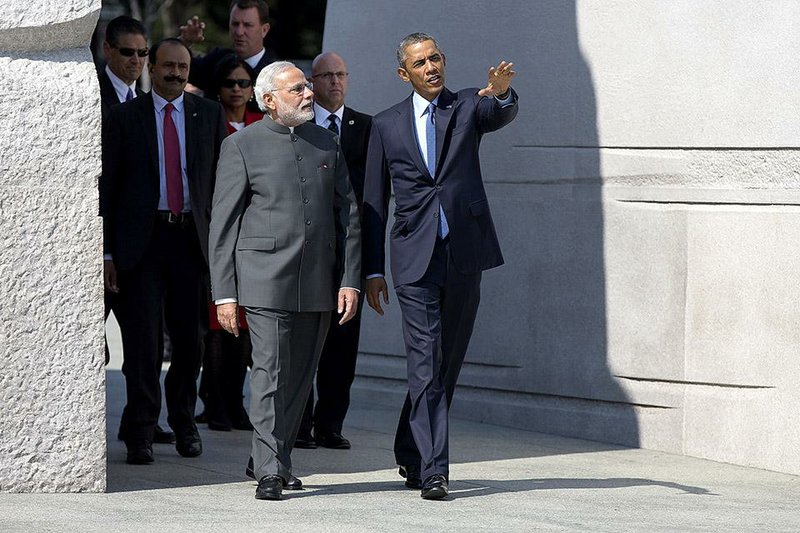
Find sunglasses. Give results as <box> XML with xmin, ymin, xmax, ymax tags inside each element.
<box><xmin>221</xmin><ymin>78</ymin><xmax>253</xmax><ymax>89</ymax></box>
<box><xmin>114</xmin><ymin>46</ymin><xmax>149</xmax><ymax>58</ymax></box>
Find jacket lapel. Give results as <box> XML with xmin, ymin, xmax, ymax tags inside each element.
<box><xmin>434</xmin><ymin>88</ymin><xmax>455</xmax><ymax>181</ymax></box>
<box><xmin>184</xmin><ymin>93</ymin><xmax>198</xmax><ymax>184</ymax></box>
<box><xmin>137</xmin><ymin>92</ymin><xmax>159</xmax><ymax>180</ymax></box>
<box><xmin>395</xmin><ymin>95</ymin><xmax>433</xmax><ymax>181</ymax></box>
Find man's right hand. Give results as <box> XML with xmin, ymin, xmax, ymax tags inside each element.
<box><xmin>217</xmin><ymin>302</ymin><xmax>240</xmax><ymax>337</ymax></box>
<box><xmin>179</xmin><ymin>16</ymin><xmax>206</xmax><ymax>46</ymax></box>
<box><xmin>366</xmin><ymin>277</ymin><xmax>389</xmax><ymax>316</ymax></box>
<box><xmin>104</xmin><ymin>260</ymin><xmax>119</xmax><ymax>293</ymax></box>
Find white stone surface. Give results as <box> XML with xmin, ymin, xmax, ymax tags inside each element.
<box><xmin>329</xmin><ymin>0</ymin><xmax>800</xmax><ymax>475</ymax></box>
<box><xmin>0</xmin><ymin>1</ymin><xmax>104</xmax><ymax>492</ymax></box>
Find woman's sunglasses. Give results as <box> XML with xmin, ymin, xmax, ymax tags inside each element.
<box><xmin>221</xmin><ymin>79</ymin><xmax>253</xmax><ymax>89</ymax></box>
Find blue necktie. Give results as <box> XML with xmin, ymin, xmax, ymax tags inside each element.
<box><xmin>425</xmin><ymin>103</ymin><xmax>449</xmax><ymax>238</ymax></box>
<box><xmin>125</xmin><ymin>87</ymin><xmax>134</xmax><ymax>102</ymax></box>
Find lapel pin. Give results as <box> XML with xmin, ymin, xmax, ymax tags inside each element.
<box><xmin>193</xmin><ymin>112</ymin><xmax>198</xmax><ymax>117</ymax></box>
<box><xmin>348</xmin><ymin>120</ymin><xmax>354</xmax><ymax>125</ymax></box>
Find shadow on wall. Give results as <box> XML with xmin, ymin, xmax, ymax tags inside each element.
<box><xmin>346</xmin><ymin>1</ymin><xmax>641</xmax><ymax>449</ymax></box>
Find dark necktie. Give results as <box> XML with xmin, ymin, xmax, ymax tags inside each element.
<box><xmin>125</xmin><ymin>88</ymin><xmax>134</xmax><ymax>102</ymax></box>
<box><xmin>425</xmin><ymin>102</ymin><xmax>449</xmax><ymax>238</ymax></box>
<box><xmin>327</xmin><ymin>114</ymin><xmax>339</xmax><ymax>135</ymax></box>
<box><xmin>163</xmin><ymin>103</ymin><xmax>183</xmax><ymax>216</ymax></box>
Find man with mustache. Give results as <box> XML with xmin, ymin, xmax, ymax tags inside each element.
<box><xmin>363</xmin><ymin>33</ymin><xmax>518</xmax><ymax>499</ymax></box>
<box><xmin>208</xmin><ymin>61</ymin><xmax>361</xmax><ymax>501</ymax></box>
<box><xmin>179</xmin><ymin>0</ymin><xmax>273</xmax><ymax>95</ymax></box>
<box><xmin>101</xmin><ymin>38</ymin><xmax>227</xmax><ymax>465</ymax></box>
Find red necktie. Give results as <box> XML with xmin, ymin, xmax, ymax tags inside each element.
<box><xmin>163</xmin><ymin>102</ymin><xmax>183</xmax><ymax>216</ymax></box>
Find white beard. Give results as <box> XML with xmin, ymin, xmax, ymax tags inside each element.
<box><xmin>276</xmin><ymin>98</ymin><xmax>314</xmax><ymax>127</ymax></box>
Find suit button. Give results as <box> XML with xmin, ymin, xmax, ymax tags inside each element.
<box><xmin>434</xmin><ymin>212</ymin><xmax>439</xmax><ymax>218</ymax></box>
<box><xmin>296</xmin><ymin>155</ymin><xmax>302</xmax><ymax>161</ymax></box>
<box><xmin>303</xmin><ymin>198</ymin><xmax>309</xmax><ymax>204</ymax></box>
<box><xmin>306</xmin><ymin>220</ymin><xmax>312</xmax><ymax>225</ymax></box>
<box><xmin>305</xmin><ymin>240</ymin><xmax>311</xmax><ymax>245</ymax></box>
<box><xmin>300</xmin><ymin>177</ymin><xmax>306</xmax><ymax>182</ymax></box>
<box><xmin>290</xmin><ymin>134</ymin><xmax>298</xmax><ymax>142</ymax></box>
<box><xmin>436</xmin><ymin>185</ymin><xmax>442</xmax><ymax>190</ymax></box>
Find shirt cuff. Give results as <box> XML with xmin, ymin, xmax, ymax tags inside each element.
<box><xmin>215</xmin><ymin>298</ymin><xmax>238</xmax><ymax>305</ymax></box>
<box><xmin>340</xmin><ymin>286</ymin><xmax>361</xmax><ymax>293</ymax></box>
<box><xmin>103</xmin><ymin>254</ymin><xmax>113</xmax><ymax>261</ymax></box>
<box><xmin>366</xmin><ymin>274</ymin><xmax>384</xmax><ymax>279</ymax></box>
<box><xmin>495</xmin><ymin>91</ymin><xmax>514</xmax><ymax>106</ymax></box>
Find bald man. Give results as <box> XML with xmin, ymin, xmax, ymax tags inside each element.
<box><xmin>295</xmin><ymin>52</ymin><xmax>371</xmax><ymax>450</ymax></box>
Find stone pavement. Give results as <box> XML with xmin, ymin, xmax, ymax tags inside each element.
<box><xmin>1</xmin><ymin>325</ymin><xmax>799</xmax><ymax>532</ymax></box>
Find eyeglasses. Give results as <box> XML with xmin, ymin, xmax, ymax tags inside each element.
<box><xmin>114</xmin><ymin>46</ymin><xmax>149</xmax><ymax>58</ymax></box>
<box><xmin>312</xmin><ymin>71</ymin><xmax>349</xmax><ymax>81</ymax></box>
<box><xmin>274</xmin><ymin>81</ymin><xmax>313</xmax><ymax>96</ymax></box>
<box><xmin>221</xmin><ymin>78</ymin><xmax>253</xmax><ymax>89</ymax></box>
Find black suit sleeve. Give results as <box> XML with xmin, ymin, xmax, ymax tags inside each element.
<box><xmin>362</xmin><ymin>120</ymin><xmax>392</xmax><ymax>277</ymax></box>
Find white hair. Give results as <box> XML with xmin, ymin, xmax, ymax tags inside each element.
<box><xmin>253</xmin><ymin>60</ymin><xmax>297</xmax><ymax>112</ymax></box>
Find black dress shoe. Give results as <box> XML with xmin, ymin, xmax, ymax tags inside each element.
<box><xmin>175</xmin><ymin>427</ymin><xmax>203</xmax><ymax>458</ymax></box>
<box><xmin>255</xmin><ymin>475</ymin><xmax>284</xmax><ymax>500</ymax></box>
<box><xmin>420</xmin><ymin>474</ymin><xmax>449</xmax><ymax>500</ymax></box>
<box><xmin>294</xmin><ymin>433</ymin><xmax>318</xmax><ymax>449</ymax></box>
<box><xmin>398</xmin><ymin>465</ymin><xmax>422</xmax><ymax>489</ymax></box>
<box><xmin>284</xmin><ymin>475</ymin><xmax>303</xmax><ymax>490</ymax></box>
<box><xmin>153</xmin><ymin>425</ymin><xmax>176</xmax><ymax>444</ymax></box>
<box><xmin>126</xmin><ymin>441</ymin><xmax>154</xmax><ymax>465</ymax></box>
<box><xmin>315</xmin><ymin>432</ymin><xmax>351</xmax><ymax>449</ymax></box>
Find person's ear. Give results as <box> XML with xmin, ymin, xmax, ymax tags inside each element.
<box><xmin>397</xmin><ymin>67</ymin><xmax>410</xmax><ymax>83</ymax></box>
<box><xmin>261</xmin><ymin>22</ymin><xmax>270</xmax><ymax>39</ymax></box>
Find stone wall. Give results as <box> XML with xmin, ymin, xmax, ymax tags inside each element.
<box><xmin>0</xmin><ymin>0</ymin><xmax>105</xmax><ymax>492</ymax></box>
<box><xmin>325</xmin><ymin>0</ymin><xmax>800</xmax><ymax>474</ymax></box>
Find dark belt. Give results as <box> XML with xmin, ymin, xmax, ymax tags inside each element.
<box><xmin>156</xmin><ymin>210</ymin><xmax>193</xmax><ymax>225</ymax></box>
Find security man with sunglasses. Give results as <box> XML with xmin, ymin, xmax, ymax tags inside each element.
<box><xmin>98</xmin><ymin>15</ymin><xmax>175</xmax><ymax>446</ymax></box>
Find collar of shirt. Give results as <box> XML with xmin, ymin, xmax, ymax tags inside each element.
<box><xmin>313</xmin><ymin>102</ymin><xmax>344</xmax><ymax>127</ymax></box>
<box><xmin>412</xmin><ymin>91</ymin><xmax>439</xmax><ymax>119</ymax></box>
<box><xmin>152</xmin><ymin>90</ymin><xmax>185</xmax><ymax>114</ymax></box>
<box><xmin>105</xmin><ymin>65</ymin><xmax>137</xmax><ymax>104</ymax></box>
<box><xmin>243</xmin><ymin>48</ymin><xmax>266</xmax><ymax>70</ymax></box>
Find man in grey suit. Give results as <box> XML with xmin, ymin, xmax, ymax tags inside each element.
<box><xmin>208</xmin><ymin>61</ymin><xmax>361</xmax><ymax>501</ymax></box>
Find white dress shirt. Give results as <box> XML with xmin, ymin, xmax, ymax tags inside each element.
<box><xmin>151</xmin><ymin>91</ymin><xmax>191</xmax><ymax>213</ymax></box>
<box><xmin>313</xmin><ymin>102</ymin><xmax>344</xmax><ymax>130</ymax></box>
<box><xmin>105</xmin><ymin>65</ymin><xmax>137</xmax><ymax>104</ymax></box>
<box><xmin>243</xmin><ymin>48</ymin><xmax>266</xmax><ymax>71</ymax></box>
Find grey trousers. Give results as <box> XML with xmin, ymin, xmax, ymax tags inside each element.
<box><xmin>244</xmin><ymin>307</ymin><xmax>330</xmax><ymax>480</ymax></box>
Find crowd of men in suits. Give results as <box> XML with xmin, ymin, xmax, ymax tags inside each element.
<box><xmin>99</xmin><ymin>0</ymin><xmax>517</xmax><ymax>502</ymax></box>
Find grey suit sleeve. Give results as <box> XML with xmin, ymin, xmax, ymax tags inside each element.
<box><xmin>334</xmin><ymin>140</ymin><xmax>362</xmax><ymax>290</ymax></box>
<box><xmin>208</xmin><ymin>137</ymin><xmax>248</xmax><ymax>301</ymax></box>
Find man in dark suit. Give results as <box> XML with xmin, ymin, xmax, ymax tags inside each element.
<box><xmin>363</xmin><ymin>32</ymin><xmax>518</xmax><ymax>500</ymax></box>
<box><xmin>179</xmin><ymin>0</ymin><xmax>274</xmax><ymax>94</ymax></box>
<box><xmin>98</xmin><ymin>15</ymin><xmax>176</xmax><ymax>447</ymax></box>
<box><xmin>295</xmin><ymin>51</ymin><xmax>372</xmax><ymax>451</ymax></box>
<box><xmin>101</xmin><ymin>38</ymin><xmax>227</xmax><ymax>465</ymax></box>
<box><xmin>209</xmin><ymin>61</ymin><xmax>361</xmax><ymax>501</ymax></box>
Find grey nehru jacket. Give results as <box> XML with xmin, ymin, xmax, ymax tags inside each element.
<box><xmin>208</xmin><ymin>118</ymin><xmax>361</xmax><ymax>311</ymax></box>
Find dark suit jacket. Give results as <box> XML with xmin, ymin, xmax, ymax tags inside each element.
<box><xmin>189</xmin><ymin>47</ymin><xmax>275</xmax><ymax>93</ymax></box>
<box><xmin>339</xmin><ymin>106</ymin><xmax>372</xmax><ymax>205</ymax></box>
<box><xmin>98</xmin><ymin>68</ymin><xmax>144</xmax><ymax>126</ymax></box>
<box><xmin>363</xmin><ymin>87</ymin><xmax>519</xmax><ymax>287</ymax></box>
<box><xmin>100</xmin><ymin>91</ymin><xmax>228</xmax><ymax>270</ymax></box>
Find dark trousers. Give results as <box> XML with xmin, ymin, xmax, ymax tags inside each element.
<box><xmin>393</xmin><ymin>237</ymin><xmax>481</xmax><ymax>481</ymax></box>
<box><xmin>246</xmin><ymin>307</ymin><xmax>330</xmax><ymax>480</ymax></box>
<box><xmin>199</xmin><ymin>329</ymin><xmax>252</xmax><ymax>425</ymax></box>
<box><xmin>116</xmin><ymin>219</ymin><xmax>206</xmax><ymax>443</ymax></box>
<box><xmin>299</xmin><ymin>300</ymin><xmax>363</xmax><ymax>437</ymax></box>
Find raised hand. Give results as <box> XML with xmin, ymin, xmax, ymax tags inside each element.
<box><xmin>179</xmin><ymin>16</ymin><xmax>206</xmax><ymax>46</ymax></box>
<box><xmin>478</xmin><ymin>60</ymin><xmax>516</xmax><ymax>97</ymax></box>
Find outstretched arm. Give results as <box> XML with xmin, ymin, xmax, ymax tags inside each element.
<box><xmin>478</xmin><ymin>60</ymin><xmax>516</xmax><ymax>98</ymax></box>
